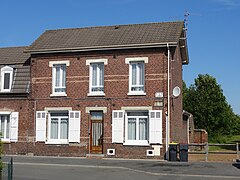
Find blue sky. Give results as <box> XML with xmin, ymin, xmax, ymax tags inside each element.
<box><xmin>0</xmin><ymin>0</ymin><xmax>239</xmax><ymax>114</ymax></box>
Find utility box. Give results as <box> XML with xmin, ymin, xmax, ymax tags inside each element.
<box><xmin>169</xmin><ymin>143</ymin><xmax>178</xmax><ymax>161</ymax></box>
<box><xmin>179</xmin><ymin>144</ymin><xmax>188</xmax><ymax>162</ymax></box>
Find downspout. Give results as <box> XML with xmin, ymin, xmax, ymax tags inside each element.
<box><xmin>166</xmin><ymin>43</ymin><xmax>171</xmax><ymax>159</ymax></box>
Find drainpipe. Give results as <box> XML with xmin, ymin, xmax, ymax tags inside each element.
<box><xmin>166</xmin><ymin>43</ymin><xmax>171</xmax><ymax>159</ymax></box>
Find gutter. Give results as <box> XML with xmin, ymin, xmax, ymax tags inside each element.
<box><xmin>24</xmin><ymin>42</ymin><xmax>178</xmax><ymax>54</ymax></box>
<box><xmin>166</xmin><ymin>43</ymin><xmax>171</xmax><ymax>160</ymax></box>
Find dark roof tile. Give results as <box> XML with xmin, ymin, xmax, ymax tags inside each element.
<box><xmin>0</xmin><ymin>46</ymin><xmax>30</xmax><ymax>64</ymax></box>
<box><xmin>27</xmin><ymin>21</ymin><xmax>185</xmax><ymax>53</ymax></box>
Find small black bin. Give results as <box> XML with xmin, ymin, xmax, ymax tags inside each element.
<box><xmin>179</xmin><ymin>144</ymin><xmax>188</xmax><ymax>162</ymax></box>
<box><xmin>169</xmin><ymin>144</ymin><xmax>178</xmax><ymax>161</ymax></box>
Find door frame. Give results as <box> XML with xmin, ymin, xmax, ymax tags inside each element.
<box><xmin>89</xmin><ymin>111</ymin><xmax>103</xmax><ymax>154</ymax></box>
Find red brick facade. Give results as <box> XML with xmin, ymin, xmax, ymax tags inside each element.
<box><xmin>2</xmin><ymin>47</ymin><xmax>186</xmax><ymax>159</ymax></box>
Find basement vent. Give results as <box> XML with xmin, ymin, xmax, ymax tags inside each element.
<box><xmin>107</xmin><ymin>149</ymin><xmax>115</xmax><ymax>156</ymax></box>
<box><xmin>146</xmin><ymin>150</ymin><xmax>154</xmax><ymax>157</ymax></box>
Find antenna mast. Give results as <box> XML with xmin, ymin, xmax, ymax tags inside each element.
<box><xmin>184</xmin><ymin>11</ymin><xmax>190</xmax><ymax>32</ymax></box>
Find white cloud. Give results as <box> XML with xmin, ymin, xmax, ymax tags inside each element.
<box><xmin>213</xmin><ymin>0</ymin><xmax>240</xmax><ymax>9</ymax></box>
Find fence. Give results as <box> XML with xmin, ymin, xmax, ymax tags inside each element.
<box><xmin>188</xmin><ymin>143</ymin><xmax>240</xmax><ymax>161</ymax></box>
<box><xmin>1</xmin><ymin>157</ymin><xmax>13</xmax><ymax>180</ymax></box>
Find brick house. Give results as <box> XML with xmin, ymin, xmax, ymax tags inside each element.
<box><xmin>0</xmin><ymin>47</ymin><xmax>31</xmax><ymax>154</ymax></box>
<box><xmin>1</xmin><ymin>21</ymin><xmax>189</xmax><ymax>159</ymax></box>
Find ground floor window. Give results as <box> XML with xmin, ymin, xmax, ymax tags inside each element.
<box><xmin>125</xmin><ymin>111</ymin><xmax>149</xmax><ymax>145</ymax></box>
<box><xmin>49</xmin><ymin>112</ymin><xmax>68</xmax><ymax>142</ymax></box>
<box><xmin>112</xmin><ymin>110</ymin><xmax>162</xmax><ymax>146</ymax></box>
<box><xmin>0</xmin><ymin>112</ymin><xmax>19</xmax><ymax>142</ymax></box>
<box><xmin>0</xmin><ymin>115</ymin><xmax>10</xmax><ymax>140</ymax></box>
<box><xmin>36</xmin><ymin>110</ymin><xmax>81</xmax><ymax>144</ymax></box>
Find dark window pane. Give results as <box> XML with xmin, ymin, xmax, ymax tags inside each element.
<box><xmin>4</xmin><ymin>73</ymin><xmax>10</xmax><ymax>89</ymax></box>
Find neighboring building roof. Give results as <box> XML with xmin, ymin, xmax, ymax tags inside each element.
<box><xmin>0</xmin><ymin>46</ymin><xmax>30</xmax><ymax>95</ymax></box>
<box><xmin>0</xmin><ymin>46</ymin><xmax>30</xmax><ymax>64</ymax></box>
<box><xmin>26</xmin><ymin>21</ymin><xmax>188</xmax><ymax>59</ymax></box>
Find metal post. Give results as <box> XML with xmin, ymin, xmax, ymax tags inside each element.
<box><xmin>11</xmin><ymin>157</ymin><xmax>13</xmax><ymax>180</ymax></box>
<box><xmin>205</xmin><ymin>143</ymin><xmax>208</xmax><ymax>162</ymax></box>
<box><xmin>237</xmin><ymin>143</ymin><xmax>239</xmax><ymax>160</ymax></box>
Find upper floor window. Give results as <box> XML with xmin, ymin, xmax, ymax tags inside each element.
<box><xmin>53</xmin><ymin>64</ymin><xmax>66</xmax><ymax>94</ymax></box>
<box><xmin>125</xmin><ymin>57</ymin><xmax>148</xmax><ymax>95</ymax></box>
<box><xmin>90</xmin><ymin>63</ymin><xmax>104</xmax><ymax>93</ymax></box>
<box><xmin>1</xmin><ymin>66</ymin><xmax>13</xmax><ymax>92</ymax></box>
<box><xmin>49</xmin><ymin>61</ymin><xmax>69</xmax><ymax>96</ymax></box>
<box><xmin>86</xmin><ymin>59</ymin><xmax>107</xmax><ymax>96</ymax></box>
<box><xmin>130</xmin><ymin>62</ymin><xmax>144</xmax><ymax>92</ymax></box>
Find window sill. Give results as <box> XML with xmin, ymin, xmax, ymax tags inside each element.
<box><xmin>127</xmin><ymin>92</ymin><xmax>146</xmax><ymax>96</ymax></box>
<box><xmin>1</xmin><ymin>139</ymin><xmax>11</xmax><ymax>143</ymax></box>
<box><xmin>123</xmin><ymin>140</ymin><xmax>149</xmax><ymax>146</ymax></box>
<box><xmin>87</xmin><ymin>92</ymin><xmax>105</xmax><ymax>97</ymax></box>
<box><xmin>50</xmin><ymin>93</ymin><xmax>67</xmax><ymax>97</ymax></box>
<box><xmin>45</xmin><ymin>141</ymin><xmax>69</xmax><ymax>145</ymax></box>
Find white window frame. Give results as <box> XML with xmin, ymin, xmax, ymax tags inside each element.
<box><xmin>1</xmin><ymin>66</ymin><xmax>13</xmax><ymax>92</ymax></box>
<box><xmin>124</xmin><ymin>112</ymin><xmax>149</xmax><ymax>146</ymax></box>
<box><xmin>125</xmin><ymin>57</ymin><xmax>148</xmax><ymax>96</ymax></box>
<box><xmin>86</xmin><ymin>59</ymin><xmax>107</xmax><ymax>96</ymax></box>
<box><xmin>36</xmin><ymin>109</ymin><xmax>81</xmax><ymax>144</ymax></box>
<box><xmin>0</xmin><ymin>113</ymin><xmax>10</xmax><ymax>141</ymax></box>
<box><xmin>0</xmin><ymin>111</ymin><xmax>19</xmax><ymax>142</ymax></box>
<box><xmin>47</xmin><ymin>112</ymin><xmax>69</xmax><ymax>144</ymax></box>
<box><xmin>49</xmin><ymin>61</ymin><xmax>69</xmax><ymax>97</ymax></box>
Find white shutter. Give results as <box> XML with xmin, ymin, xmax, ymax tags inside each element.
<box><xmin>10</xmin><ymin>112</ymin><xmax>19</xmax><ymax>142</ymax></box>
<box><xmin>69</xmin><ymin>111</ymin><xmax>81</xmax><ymax>143</ymax></box>
<box><xmin>36</xmin><ymin>111</ymin><xmax>47</xmax><ymax>142</ymax></box>
<box><xmin>112</xmin><ymin>110</ymin><xmax>124</xmax><ymax>143</ymax></box>
<box><xmin>149</xmin><ymin>110</ymin><xmax>162</xmax><ymax>144</ymax></box>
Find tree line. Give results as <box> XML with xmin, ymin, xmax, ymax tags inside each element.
<box><xmin>183</xmin><ymin>74</ymin><xmax>240</xmax><ymax>140</ymax></box>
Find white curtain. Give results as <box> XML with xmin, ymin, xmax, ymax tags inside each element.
<box><xmin>92</xmin><ymin>64</ymin><xmax>97</xmax><ymax>86</ymax></box>
<box><xmin>139</xmin><ymin>63</ymin><xmax>144</xmax><ymax>86</ymax></box>
<box><xmin>139</xmin><ymin>118</ymin><xmax>147</xmax><ymax>140</ymax></box>
<box><xmin>128</xmin><ymin>118</ymin><xmax>136</xmax><ymax>140</ymax></box>
<box><xmin>60</xmin><ymin>118</ymin><xmax>68</xmax><ymax>139</ymax></box>
<box><xmin>51</xmin><ymin>118</ymin><xmax>58</xmax><ymax>139</ymax></box>
<box><xmin>55</xmin><ymin>66</ymin><xmax>60</xmax><ymax>87</ymax></box>
<box><xmin>99</xmin><ymin>64</ymin><xmax>103</xmax><ymax>86</ymax></box>
<box><xmin>132</xmin><ymin>64</ymin><xmax>137</xmax><ymax>86</ymax></box>
<box><xmin>62</xmin><ymin>65</ymin><xmax>66</xmax><ymax>87</ymax></box>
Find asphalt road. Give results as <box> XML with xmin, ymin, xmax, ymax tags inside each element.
<box><xmin>2</xmin><ymin>155</ymin><xmax>240</xmax><ymax>180</ymax></box>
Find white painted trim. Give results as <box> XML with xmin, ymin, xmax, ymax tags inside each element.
<box><xmin>49</xmin><ymin>60</ymin><xmax>70</xmax><ymax>67</ymax></box>
<box><xmin>121</xmin><ymin>106</ymin><xmax>152</xmax><ymax>111</ymax></box>
<box><xmin>45</xmin><ymin>141</ymin><xmax>69</xmax><ymax>145</ymax></box>
<box><xmin>0</xmin><ymin>111</ymin><xmax>11</xmax><ymax>114</ymax></box>
<box><xmin>87</xmin><ymin>92</ymin><xmax>105</xmax><ymax>97</ymax></box>
<box><xmin>1</xmin><ymin>66</ymin><xmax>13</xmax><ymax>92</ymax></box>
<box><xmin>50</xmin><ymin>93</ymin><xmax>67</xmax><ymax>97</ymax></box>
<box><xmin>127</xmin><ymin>92</ymin><xmax>146</xmax><ymax>96</ymax></box>
<box><xmin>125</xmin><ymin>57</ymin><xmax>148</xmax><ymax>64</ymax></box>
<box><xmin>146</xmin><ymin>150</ymin><xmax>155</xmax><ymax>156</ymax></box>
<box><xmin>123</xmin><ymin>141</ymin><xmax>149</xmax><ymax>146</ymax></box>
<box><xmin>107</xmin><ymin>149</ymin><xmax>115</xmax><ymax>156</ymax></box>
<box><xmin>44</xmin><ymin>107</ymin><xmax>72</xmax><ymax>111</ymax></box>
<box><xmin>86</xmin><ymin>59</ymin><xmax>108</xmax><ymax>65</ymax></box>
<box><xmin>85</xmin><ymin>107</ymin><xmax>107</xmax><ymax>113</ymax></box>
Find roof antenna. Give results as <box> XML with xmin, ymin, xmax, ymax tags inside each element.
<box><xmin>184</xmin><ymin>11</ymin><xmax>190</xmax><ymax>32</ymax></box>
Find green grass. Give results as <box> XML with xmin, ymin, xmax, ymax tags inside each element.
<box><xmin>208</xmin><ymin>135</ymin><xmax>240</xmax><ymax>151</ymax></box>
<box><xmin>209</xmin><ymin>135</ymin><xmax>240</xmax><ymax>144</ymax></box>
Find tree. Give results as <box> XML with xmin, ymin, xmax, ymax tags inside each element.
<box><xmin>183</xmin><ymin>74</ymin><xmax>238</xmax><ymax>137</ymax></box>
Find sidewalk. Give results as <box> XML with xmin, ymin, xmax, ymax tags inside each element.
<box><xmin>3</xmin><ymin>155</ymin><xmax>240</xmax><ymax>178</ymax></box>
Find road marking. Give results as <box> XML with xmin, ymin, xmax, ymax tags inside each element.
<box><xmin>13</xmin><ymin>162</ymin><xmax>240</xmax><ymax>179</ymax></box>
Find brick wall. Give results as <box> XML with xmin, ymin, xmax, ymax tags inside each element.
<box><xmin>3</xmin><ymin>47</ymin><xmax>185</xmax><ymax>159</ymax></box>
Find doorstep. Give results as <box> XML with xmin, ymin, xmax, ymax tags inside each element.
<box><xmin>86</xmin><ymin>154</ymin><xmax>105</xmax><ymax>159</ymax></box>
